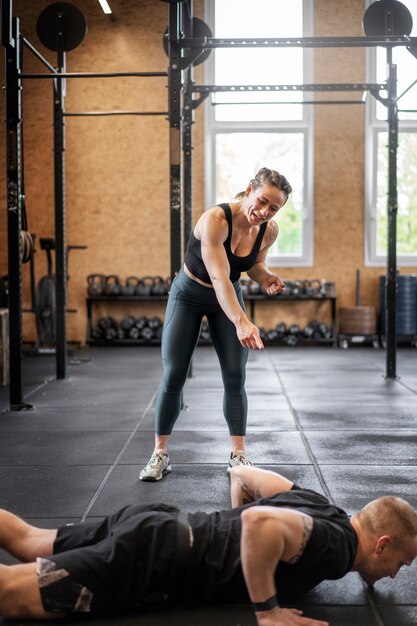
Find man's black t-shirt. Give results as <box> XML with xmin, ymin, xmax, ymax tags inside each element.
<box><xmin>51</xmin><ymin>487</ymin><xmax>357</xmax><ymax>613</ymax></box>
<box><xmin>184</xmin><ymin>486</ymin><xmax>358</xmax><ymax>605</ymax></box>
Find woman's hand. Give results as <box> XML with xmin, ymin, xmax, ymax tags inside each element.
<box><xmin>263</xmin><ymin>274</ymin><xmax>285</xmax><ymax>296</ymax></box>
<box><xmin>236</xmin><ymin>319</ymin><xmax>264</xmax><ymax>350</ymax></box>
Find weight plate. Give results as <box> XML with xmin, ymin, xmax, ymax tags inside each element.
<box><xmin>363</xmin><ymin>0</ymin><xmax>413</xmax><ymax>36</ymax></box>
<box><xmin>163</xmin><ymin>17</ymin><xmax>213</xmax><ymax>66</ymax></box>
<box><xmin>37</xmin><ymin>2</ymin><xmax>87</xmax><ymax>52</ymax></box>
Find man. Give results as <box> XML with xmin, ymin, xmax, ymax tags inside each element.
<box><xmin>0</xmin><ymin>466</ymin><xmax>417</xmax><ymax>625</ymax></box>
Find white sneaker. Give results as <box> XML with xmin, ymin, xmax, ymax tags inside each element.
<box><xmin>139</xmin><ymin>449</ymin><xmax>172</xmax><ymax>481</ymax></box>
<box><xmin>228</xmin><ymin>450</ymin><xmax>253</xmax><ymax>468</ymax></box>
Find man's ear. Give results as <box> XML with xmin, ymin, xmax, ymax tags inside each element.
<box><xmin>245</xmin><ymin>183</ymin><xmax>252</xmax><ymax>197</ymax></box>
<box><xmin>375</xmin><ymin>535</ymin><xmax>392</xmax><ymax>554</ymax></box>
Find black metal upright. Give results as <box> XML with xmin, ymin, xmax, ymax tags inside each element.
<box><xmin>5</xmin><ymin>17</ymin><xmax>27</xmax><ymax>410</ymax></box>
<box><xmin>182</xmin><ymin>0</ymin><xmax>193</xmax><ymax>255</ymax></box>
<box><xmin>53</xmin><ymin>13</ymin><xmax>67</xmax><ymax>378</ymax></box>
<box><xmin>385</xmin><ymin>53</ymin><xmax>398</xmax><ymax>379</ymax></box>
<box><xmin>167</xmin><ymin>0</ymin><xmax>183</xmax><ymax>278</ymax></box>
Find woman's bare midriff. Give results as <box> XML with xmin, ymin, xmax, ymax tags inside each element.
<box><xmin>183</xmin><ymin>263</ymin><xmax>213</xmax><ymax>288</ymax></box>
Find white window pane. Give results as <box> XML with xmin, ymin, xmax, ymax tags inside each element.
<box><xmin>376</xmin><ymin>132</ymin><xmax>417</xmax><ymax>256</ymax></box>
<box><xmin>213</xmin><ymin>0</ymin><xmax>304</xmax><ymax>122</ymax></box>
<box><xmin>215</xmin><ymin>0</ymin><xmax>303</xmax><ymax>37</ymax></box>
<box><xmin>215</xmin><ymin>133</ymin><xmax>304</xmax><ymax>256</ymax></box>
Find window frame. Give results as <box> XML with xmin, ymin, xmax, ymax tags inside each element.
<box><xmin>364</xmin><ymin>9</ymin><xmax>417</xmax><ymax>267</ymax></box>
<box><xmin>203</xmin><ymin>0</ymin><xmax>314</xmax><ymax>268</ymax></box>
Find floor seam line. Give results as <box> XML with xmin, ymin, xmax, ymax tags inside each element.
<box><xmin>266</xmin><ymin>351</ymin><xmax>334</xmax><ymax>504</ymax></box>
<box><xmin>266</xmin><ymin>353</ymin><xmax>387</xmax><ymax>626</ymax></box>
<box><xmin>79</xmin><ymin>388</ymin><xmax>158</xmax><ymax>522</ymax></box>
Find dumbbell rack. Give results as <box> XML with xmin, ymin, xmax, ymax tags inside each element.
<box><xmin>245</xmin><ymin>294</ymin><xmax>337</xmax><ymax>347</ymax></box>
<box><xmin>86</xmin><ymin>295</ymin><xmax>168</xmax><ymax>345</ymax></box>
<box><xmin>86</xmin><ymin>293</ymin><xmax>337</xmax><ymax>347</ymax></box>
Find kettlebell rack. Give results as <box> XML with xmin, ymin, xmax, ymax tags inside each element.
<box><xmin>85</xmin><ymin>291</ymin><xmax>337</xmax><ymax>347</ymax></box>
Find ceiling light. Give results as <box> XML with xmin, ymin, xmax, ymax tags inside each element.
<box><xmin>97</xmin><ymin>0</ymin><xmax>112</xmax><ymax>14</ymax></box>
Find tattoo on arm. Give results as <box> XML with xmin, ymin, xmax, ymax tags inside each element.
<box><xmin>288</xmin><ymin>516</ymin><xmax>313</xmax><ymax>564</ymax></box>
<box><xmin>239</xmin><ymin>479</ymin><xmax>262</xmax><ymax>504</ymax></box>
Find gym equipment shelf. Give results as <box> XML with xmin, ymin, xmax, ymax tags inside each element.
<box><xmin>86</xmin><ymin>295</ymin><xmax>167</xmax><ymax>345</ymax></box>
<box><xmin>86</xmin><ymin>294</ymin><xmax>337</xmax><ymax>347</ymax></box>
<box><xmin>245</xmin><ymin>294</ymin><xmax>337</xmax><ymax>347</ymax></box>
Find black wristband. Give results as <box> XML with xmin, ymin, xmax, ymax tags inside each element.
<box><xmin>252</xmin><ymin>595</ymin><xmax>278</xmax><ymax>612</ymax></box>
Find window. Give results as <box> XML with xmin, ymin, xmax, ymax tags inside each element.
<box><xmin>204</xmin><ymin>0</ymin><xmax>313</xmax><ymax>267</ymax></box>
<box><xmin>365</xmin><ymin>0</ymin><xmax>417</xmax><ymax>265</ymax></box>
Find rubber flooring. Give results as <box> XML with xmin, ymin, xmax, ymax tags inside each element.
<box><xmin>0</xmin><ymin>345</ymin><xmax>417</xmax><ymax>625</ymax></box>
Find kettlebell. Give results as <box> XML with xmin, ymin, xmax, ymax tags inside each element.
<box><xmin>103</xmin><ymin>275</ymin><xmax>121</xmax><ymax>296</ymax></box>
<box><xmin>87</xmin><ymin>274</ymin><xmax>106</xmax><ymax>297</ymax></box>
<box><xmin>152</xmin><ymin>276</ymin><xmax>166</xmax><ymax>296</ymax></box>
<box><xmin>136</xmin><ymin>276</ymin><xmax>154</xmax><ymax>296</ymax></box>
<box><xmin>121</xmin><ymin>276</ymin><xmax>140</xmax><ymax>296</ymax></box>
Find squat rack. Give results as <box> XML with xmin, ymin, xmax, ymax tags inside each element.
<box><xmin>2</xmin><ymin>1</ymin><xmax>417</xmax><ymax>408</ymax></box>
<box><xmin>165</xmin><ymin>0</ymin><xmax>417</xmax><ymax>382</ymax></box>
<box><xmin>2</xmin><ymin>0</ymin><xmax>168</xmax><ymax>409</ymax></box>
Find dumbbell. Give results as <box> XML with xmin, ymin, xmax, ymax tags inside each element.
<box><xmin>248</xmin><ymin>280</ymin><xmax>261</xmax><ymax>295</ymax></box>
<box><xmin>302</xmin><ymin>319</ymin><xmax>320</xmax><ymax>338</ymax></box>
<box><xmin>91</xmin><ymin>328</ymin><xmax>103</xmax><ymax>340</ymax></box>
<box><xmin>266</xmin><ymin>329</ymin><xmax>278</xmax><ymax>342</ymax></box>
<box><xmin>285</xmin><ymin>334</ymin><xmax>298</xmax><ymax>346</ymax></box>
<box><xmin>148</xmin><ymin>316</ymin><xmax>162</xmax><ymax>330</ymax></box>
<box><xmin>133</xmin><ymin>316</ymin><xmax>148</xmax><ymax>331</ymax></box>
<box><xmin>240</xmin><ymin>278</ymin><xmax>251</xmax><ymax>297</ymax></box>
<box><xmin>318</xmin><ymin>323</ymin><xmax>331</xmax><ymax>338</ymax></box>
<box><xmin>275</xmin><ymin>322</ymin><xmax>287</xmax><ymax>337</ymax></box>
<box><xmin>128</xmin><ymin>326</ymin><xmax>141</xmax><ymax>340</ymax></box>
<box><xmin>98</xmin><ymin>317</ymin><xmax>117</xmax><ymax>331</ymax></box>
<box><xmin>200</xmin><ymin>320</ymin><xmax>211</xmax><ymax>342</ymax></box>
<box><xmin>288</xmin><ymin>324</ymin><xmax>300</xmax><ymax>336</ymax></box>
<box><xmin>141</xmin><ymin>326</ymin><xmax>155</xmax><ymax>341</ymax></box>
<box><xmin>104</xmin><ymin>325</ymin><xmax>118</xmax><ymax>341</ymax></box>
<box><xmin>120</xmin><ymin>316</ymin><xmax>136</xmax><ymax>333</ymax></box>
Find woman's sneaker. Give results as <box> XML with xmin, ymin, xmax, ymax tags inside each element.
<box><xmin>139</xmin><ymin>449</ymin><xmax>172</xmax><ymax>481</ymax></box>
<box><xmin>228</xmin><ymin>450</ymin><xmax>253</xmax><ymax>468</ymax></box>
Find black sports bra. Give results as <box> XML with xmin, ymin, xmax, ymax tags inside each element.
<box><xmin>183</xmin><ymin>203</ymin><xmax>267</xmax><ymax>284</ymax></box>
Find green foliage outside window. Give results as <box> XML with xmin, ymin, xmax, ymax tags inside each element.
<box><xmin>376</xmin><ymin>132</ymin><xmax>417</xmax><ymax>256</ymax></box>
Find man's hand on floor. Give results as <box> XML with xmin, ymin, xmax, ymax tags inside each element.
<box><xmin>256</xmin><ymin>606</ymin><xmax>329</xmax><ymax>626</ymax></box>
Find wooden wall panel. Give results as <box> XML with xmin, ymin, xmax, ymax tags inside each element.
<box><xmin>0</xmin><ymin>0</ymin><xmax>415</xmax><ymax>345</ymax></box>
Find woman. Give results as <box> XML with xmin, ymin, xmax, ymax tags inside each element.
<box><xmin>140</xmin><ymin>167</ymin><xmax>292</xmax><ymax>481</ymax></box>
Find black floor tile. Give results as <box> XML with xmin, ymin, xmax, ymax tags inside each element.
<box><xmin>377</xmin><ymin>606</ymin><xmax>417</xmax><ymax>626</ymax></box>
<box><xmin>0</xmin><ymin>406</ymin><xmax>150</xmax><ymax>432</ymax></box>
<box><xmin>144</xmin><ymin>406</ymin><xmax>296</xmax><ymax>431</ymax></box>
<box><xmin>0</xmin><ymin>430</ymin><xmax>134</xmax><ymax>465</ymax></box>
<box><xmin>305</xmin><ymin>431</ymin><xmax>417</xmax><ymax>465</ymax></box>
<box><xmin>88</xmin><ymin>464</ymin><xmax>324</xmax><ymax>516</ymax></box>
<box><xmin>123</xmin><ymin>430</ymin><xmax>311</xmax><ymax>465</ymax></box>
<box><xmin>296</xmin><ymin>407</ymin><xmax>417</xmax><ymax>430</ymax></box>
<box><xmin>0</xmin><ymin>466</ymin><xmax>110</xmax><ymax>518</ymax></box>
<box><xmin>319</xmin><ymin>465</ymin><xmax>417</xmax><ymax>513</ymax></box>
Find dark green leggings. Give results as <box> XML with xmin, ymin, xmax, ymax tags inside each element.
<box><xmin>155</xmin><ymin>268</ymin><xmax>249</xmax><ymax>436</ymax></box>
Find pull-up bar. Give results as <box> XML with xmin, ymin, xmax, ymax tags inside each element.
<box><xmin>178</xmin><ymin>35</ymin><xmax>417</xmax><ymax>49</ymax></box>
<box><xmin>21</xmin><ymin>71</ymin><xmax>168</xmax><ymax>79</ymax></box>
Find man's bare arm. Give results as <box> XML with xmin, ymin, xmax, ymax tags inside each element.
<box><xmin>229</xmin><ymin>466</ymin><xmax>294</xmax><ymax>508</ymax></box>
<box><xmin>240</xmin><ymin>506</ymin><xmax>328</xmax><ymax>626</ymax></box>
